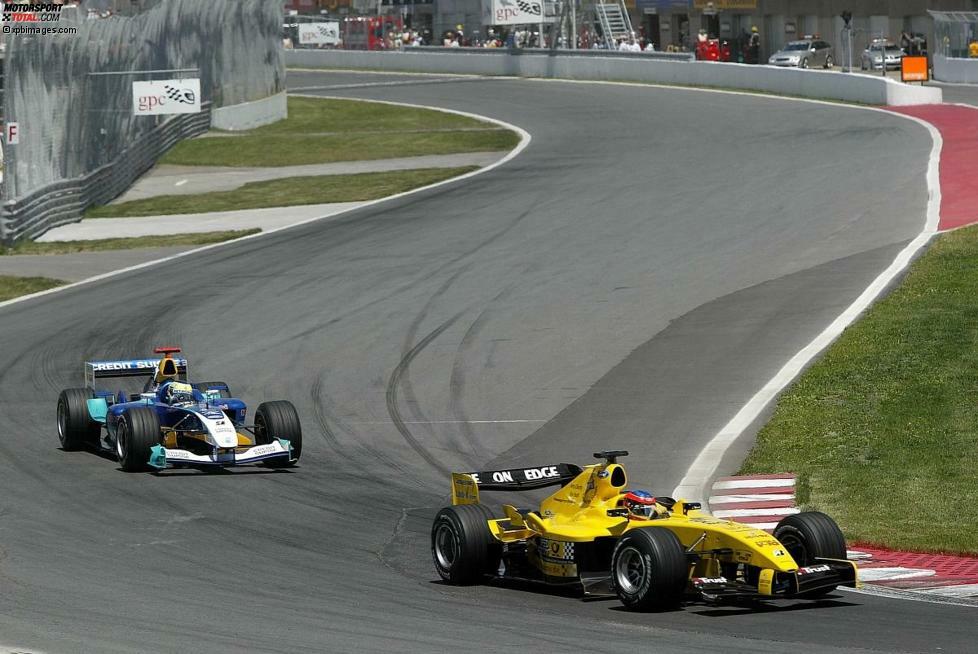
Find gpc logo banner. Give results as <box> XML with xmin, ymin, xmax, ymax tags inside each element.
<box><xmin>132</xmin><ymin>78</ymin><xmax>202</xmax><ymax>116</ymax></box>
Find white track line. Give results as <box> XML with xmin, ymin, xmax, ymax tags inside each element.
<box><xmin>0</xmin><ymin>98</ymin><xmax>531</xmax><ymax>312</ymax></box>
<box><xmin>708</xmin><ymin>494</ymin><xmax>795</xmax><ymax>504</ymax></box>
<box><xmin>712</xmin><ymin>507</ymin><xmax>800</xmax><ymax>518</ymax></box>
<box><xmin>673</xmin><ymin>106</ymin><xmax>943</xmax><ymax>504</ymax></box>
<box><xmin>712</xmin><ymin>478</ymin><xmax>796</xmax><ymax>490</ymax></box>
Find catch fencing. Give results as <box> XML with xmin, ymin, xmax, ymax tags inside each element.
<box><xmin>1</xmin><ymin>0</ymin><xmax>284</xmax><ymax>244</ymax></box>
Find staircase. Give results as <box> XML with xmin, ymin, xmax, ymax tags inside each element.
<box><xmin>593</xmin><ymin>0</ymin><xmax>633</xmax><ymax>49</ymax></box>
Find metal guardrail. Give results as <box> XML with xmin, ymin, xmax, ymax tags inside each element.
<box><xmin>0</xmin><ymin>104</ymin><xmax>211</xmax><ymax>245</ymax></box>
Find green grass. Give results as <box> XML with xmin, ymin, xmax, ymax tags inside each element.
<box><xmin>162</xmin><ymin>97</ymin><xmax>519</xmax><ymax>167</ymax></box>
<box><xmin>739</xmin><ymin>225</ymin><xmax>978</xmax><ymax>554</ymax></box>
<box><xmin>2</xmin><ymin>229</ymin><xmax>259</xmax><ymax>255</ymax></box>
<box><xmin>85</xmin><ymin>167</ymin><xmax>476</xmax><ymax>218</ymax></box>
<box><xmin>0</xmin><ymin>275</ymin><xmax>66</xmax><ymax>301</ymax></box>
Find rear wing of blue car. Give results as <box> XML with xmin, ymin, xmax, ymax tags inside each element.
<box><xmin>84</xmin><ymin>358</ymin><xmax>188</xmax><ymax>389</ymax></box>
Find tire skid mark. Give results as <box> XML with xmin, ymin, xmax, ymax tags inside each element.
<box><xmin>386</xmin><ymin>312</ymin><xmax>462</xmax><ymax>476</ymax></box>
<box><xmin>448</xmin><ymin>284</ymin><xmax>516</xmax><ymax>464</ymax></box>
<box><xmin>388</xmin><ymin>204</ymin><xmax>537</xmax><ymax>474</ymax></box>
<box><xmin>396</xmin><ymin>265</ymin><xmax>474</xmax><ymax>447</ymax></box>
<box><xmin>309</xmin><ymin>373</ymin><xmax>427</xmax><ymax>489</ymax></box>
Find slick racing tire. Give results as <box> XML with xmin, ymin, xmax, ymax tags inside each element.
<box><xmin>431</xmin><ymin>504</ymin><xmax>501</xmax><ymax>585</ymax></box>
<box><xmin>254</xmin><ymin>400</ymin><xmax>302</xmax><ymax>468</ymax></box>
<box><xmin>57</xmin><ymin>388</ymin><xmax>101</xmax><ymax>451</ymax></box>
<box><xmin>611</xmin><ymin>527</ymin><xmax>687</xmax><ymax>611</ymax></box>
<box><xmin>774</xmin><ymin>511</ymin><xmax>847</xmax><ymax>598</ymax></box>
<box><xmin>116</xmin><ymin>407</ymin><xmax>161</xmax><ymax>473</ymax></box>
<box><xmin>192</xmin><ymin>381</ymin><xmax>232</xmax><ymax>399</ymax></box>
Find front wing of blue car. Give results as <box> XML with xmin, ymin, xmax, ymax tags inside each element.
<box><xmin>147</xmin><ymin>438</ymin><xmax>294</xmax><ymax>469</ymax></box>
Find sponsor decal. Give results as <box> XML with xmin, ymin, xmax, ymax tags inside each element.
<box><xmin>249</xmin><ymin>444</ymin><xmax>277</xmax><ymax>457</ymax></box>
<box><xmin>469</xmin><ymin>465</ymin><xmax>561</xmax><ymax>485</ymax></box>
<box><xmin>538</xmin><ymin>538</ymin><xmax>574</xmax><ymax>562</ymax></box>
<box><xmin>798</xmin><ymin>564</ymin><xmax>831</xmax><ymax>576</ymax></box>
<box><xmin>772</xmin><ymin>548</ymin><xmax>787</xmax><ymax>557</ymax></box>
<box><xmin>693</xmin><ymin>576</ymin><xmax>727</xmax><ymax>585</ymax></box>
<box><xmin>165</xmin><ymin>449</ymin><xmax>190</xmax><ymax>460</ymax></box>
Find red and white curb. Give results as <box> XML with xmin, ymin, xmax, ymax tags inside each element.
<box><xmin>710</xmin><ymin>475</ymin><xmax>978</xmax><ymax>600</ymax></box>
<box><xmin>708</xmin><ymin>473</ymin><xmax>798</xmax><ymax>532</ymax></box>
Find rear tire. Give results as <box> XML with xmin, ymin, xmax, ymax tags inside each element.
<box><xmin>431</xmin><ymin>504</ymin><xmax>501</xmax><ymax>585</ymax></box>
<box><xmin>192</xmin><ymin>381</ymin><xmax>232</xmax><ymax>398</ymax></box>
<box><xmin>57</xmin><ymin>388</ymin><xmax>101</xmax><ymax>451</ymax></box>
<box><xmin>611</xmin><ymin>528</ymin><xmax>688</xmax><ymax>611</ymax></box>
<box><xmin>116</xmin><ymin>407</ymin><xmax>161</xmax><ymax>472</ymax></box>
<box><xmin>254</xmin><ymin>400</ymin><xmax>302</xmax><ymax>467</ymax></box>
<box><xmin>774</xmin><ymin>511</ymin><xmax>846</xmax><ymax>598</ymax></box>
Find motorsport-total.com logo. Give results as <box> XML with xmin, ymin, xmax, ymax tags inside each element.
<box><xmin>1</xmin><ymin>2</ymin><xmax>64</xmax><ymax>22</ymax></box>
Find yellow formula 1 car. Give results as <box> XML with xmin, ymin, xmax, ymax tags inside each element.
<box><xmin>431</xmin><ymin>451</ymin><xmax>857</xmax><ymax>610</ymax></box>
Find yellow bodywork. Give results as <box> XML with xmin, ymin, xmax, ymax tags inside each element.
<box><xmin>453</xmin><ymin>462</ymin><xmax>803</xmax><ymax>581</ymax></box>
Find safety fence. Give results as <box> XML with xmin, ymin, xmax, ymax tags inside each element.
<box><xmin>0</xmin><ymin>104</ymin><xmax>211</xmax><ymax>244</ymax></box>
<box><xmin>1</xmin><ymin>0</ymin><xmax>283</xmax><ymax>244</ymax></box>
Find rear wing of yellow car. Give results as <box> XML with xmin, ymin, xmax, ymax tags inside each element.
<box><xmin>451</xmin><ymin>463</ymin><xmax>582</xmax><ymax>505</ymax></box>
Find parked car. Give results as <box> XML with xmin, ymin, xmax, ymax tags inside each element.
<box><xmin>768</xmin><ymin>38</ymin><xmax>834</xmax><ymax>69</ymax></box>
<box><xmin>861</xmin><ymin>41</ymin><xmax>904</xmax><ymax>70</ymax></box>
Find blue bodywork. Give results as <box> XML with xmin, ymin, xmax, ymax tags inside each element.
<box><xmin>86</xmin><ymin>383</ymin><xmax>247</xmax><ymax>438</ymax></box>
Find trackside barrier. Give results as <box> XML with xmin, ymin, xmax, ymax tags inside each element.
<box><xmin>0</xmin><ymin>105</ymin><xmax>211</xmax><ymax>245</ymax></box>
<box><xmin>285</xmin><ymin>48</ymin><xmax>942</xmax><ymax>107</ymax></box>
<box><xmin>933</xmin><ymin>55</ymin><xmax>978</xmax><ymax>84</ymax></box>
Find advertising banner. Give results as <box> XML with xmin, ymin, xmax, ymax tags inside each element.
<box><xmin>483</xmin><ymin>0</ymin><xmax>553</xmax><ymax>26</ymax></box>
<box><xmin>693</xmin><ymin>1</ymin><xmax>757</xmax><ymax>9</ymax></box>
<box><xmin>636</xmin><ymin>0</ymin><xmax>690</xmax><ymax>12</ymax></box>
<box><xmin>298</xmin><ymin>22</ymin><xmax>340</xmax><ymax>46</ymax></box>
<box><xmin>132</xmin><ymin>78</ymin><xmax>201</xmax><ymax>116</ymax></box>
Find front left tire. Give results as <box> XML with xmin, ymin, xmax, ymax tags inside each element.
<box><xmin>116</xmin><ymin>407</ymin><xmax>161</xmax><ymax>472</ymax></box>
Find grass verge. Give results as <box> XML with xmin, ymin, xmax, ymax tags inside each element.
<box><xmin>2</xmin><ymin>229</ymin><xmax>259</xmax><ymax>255</ymax></box>
<box><xmin>85</xmin><ymin>167</ymin><xmax>476</xmax><ymax>218</ymax></box>
<box><xmin>0</xmin><ymin>275</ymin><xmax>66</xmax><ymax>302</ymax></box>
<box><xmin>162</xmin><ymin>97</ymin><xmax>519</xmax><ymax>167</ymax></box>
<box><xmin>739</xmin><ymin>225</ymin><xmax>978</xmax><ymax>554</ymax></box>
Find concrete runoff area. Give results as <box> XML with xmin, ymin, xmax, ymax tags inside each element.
<box><xmin>37</xmin><ymin>202</ymin><xmax>368</xmax><ymax>242</ymax></box>
<box><xmin>1</xmin><ymin>74</ymin><xmax>974</xmax><ymax>653</ymax></box>
<box><xmin>113</xmin><ymin>152</ymin><xmax>504</xmax><ymax>203</ymax></box>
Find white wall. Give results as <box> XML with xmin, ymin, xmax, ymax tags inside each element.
<box><xmin>285</xmin><ymin>49</ymin><xmax>942</xmax><ymax>106</ymax></box>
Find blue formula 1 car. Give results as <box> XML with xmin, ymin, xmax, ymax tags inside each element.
<box><xmin>56</xmin><ymin>347</ymin><xmax>301</xmax><ymax>472</ymax></box>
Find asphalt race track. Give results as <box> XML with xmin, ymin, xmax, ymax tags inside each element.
<box><xmin>1</xmin><ymin>72</ymin><xmax>973</xmax><ymax>653</ymax></box>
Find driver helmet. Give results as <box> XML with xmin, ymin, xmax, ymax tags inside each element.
<box><xmin>621</xmin><ymin>490</ymin><xmax>657</xmax><ymax>520</ymax></box>
<box><xmin>164</xmin><ymin>381</ymin><xmax>196</xmax><ymax>406</ymax></box>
